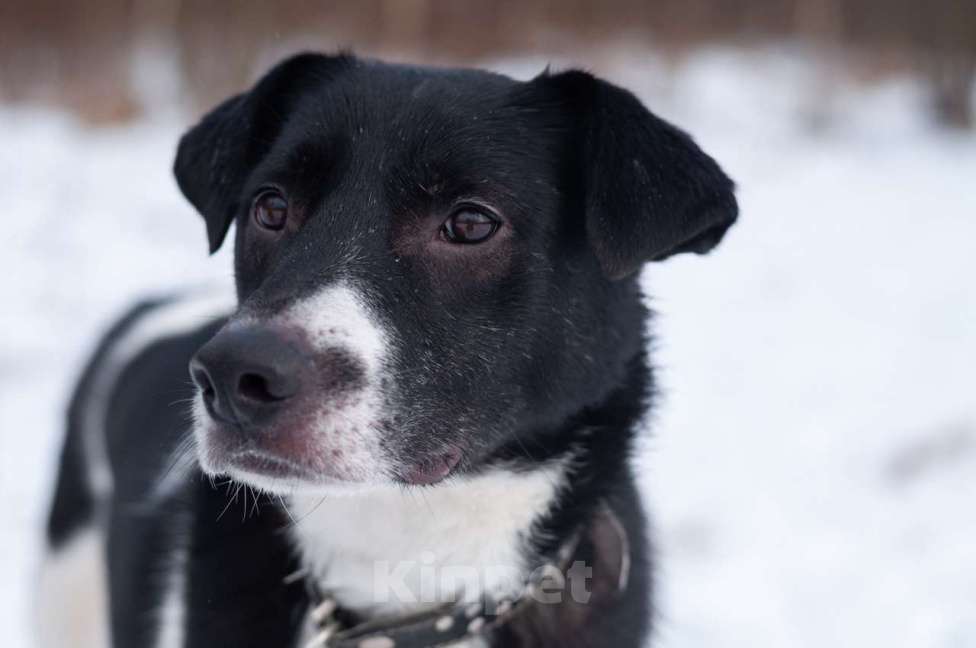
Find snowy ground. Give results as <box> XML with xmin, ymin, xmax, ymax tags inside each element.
<box><xmin>2</xmin><ymin>47</ymin><xmax>974</xmax><ymax>648</ymax></box>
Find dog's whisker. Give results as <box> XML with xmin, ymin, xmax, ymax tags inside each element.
<box><xmin>249</xmin><ymin>486</ymin><xmax>261</xmax><ymax>518</ymax></box>
<box><xmin>277</xmin><ymin>494</ymin><xmax>298</xmax><ymax>526</ymax></box>
<box><xmin>292</xmin><ymin>495</ymin><xmax>328</xmax><ymax>525</ymax></box>
<box><xmin>215</xmin><ymin>484</ymin><xmax>240</xmax><ymax>522</ymax></box>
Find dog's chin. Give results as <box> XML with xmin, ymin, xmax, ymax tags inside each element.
<box><xmin>225</xmin><ymin>449</ymin><xmax>336</xmax><ymax>489</ymax></box>
<box><xmin>203</xmin><ymin>445</ymin><xmax>467</xmax><ymax>497</ymax></box>
<box><xmin>225</xmin><ymin>465</ymin><xmax>388</xmax><ymax>497</ymax></box>
<box><xmin>198</xmin><ymin>443</ymin><xmax>390</xmax><ymax>497</ymax></box>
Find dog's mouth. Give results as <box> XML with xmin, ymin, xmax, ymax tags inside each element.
<box><xmin>399</xmin><ymin>446</ymin><xmax>464</xmax><ymax>486</ymax></box>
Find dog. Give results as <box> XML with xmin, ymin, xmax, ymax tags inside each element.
<box><xmin>39</xmin><ymin>52</ymin><xmax>737</xmax><ymax>648</ymax></box>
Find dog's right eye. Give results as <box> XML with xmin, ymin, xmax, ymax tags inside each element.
<box><xmin>252</xmin><ymin>190</ymin><xmax>289</xmax><ymax>231</ymax></box>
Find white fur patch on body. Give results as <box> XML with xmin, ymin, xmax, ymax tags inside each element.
<box><xmin>289</xmin><ymin>463</ymin><xmax>567</xmax><ymax>617</ymax></box>
<box><xmin>36</xmin><ymin>529</ymin><xmax>110</xmax><ymax>648</ymax></box>
<box><xmin>84</xmin><ymin>288</ymin><xmax>236</xmax><ymax>499</ymax></box>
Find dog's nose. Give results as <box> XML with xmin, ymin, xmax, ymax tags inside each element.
<box><xmin>190</xmin><ymin>326</ymin><xmax>309</xmax><ymax>427</ymax></box>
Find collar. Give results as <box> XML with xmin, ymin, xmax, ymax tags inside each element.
<box><xmin>293</xmin><ymin>502</ymin><xmax>630</xmax><ymax>648</ymax></box>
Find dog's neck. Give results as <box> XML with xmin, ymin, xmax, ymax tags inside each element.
<box><xmin>288</xmin><ymin>460</ymin><xmax>570</xmax><ymax>618</ymax></box>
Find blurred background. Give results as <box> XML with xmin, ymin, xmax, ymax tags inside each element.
<box><xmin>1</xmin><ymin>2</ymin><xmax>974</xmax><ymax>647</ymax></box>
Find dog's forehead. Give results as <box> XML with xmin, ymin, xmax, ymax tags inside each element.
<box><xmin>255</xmin><ymin>62</ymin><xmax>562</xmax><ymax>219</ymax></box>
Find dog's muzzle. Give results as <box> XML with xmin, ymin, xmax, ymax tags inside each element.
<box><xmin>188</xmin><ymin>320</ymin><xmax>382</xmax><ymax>487</ymax></box>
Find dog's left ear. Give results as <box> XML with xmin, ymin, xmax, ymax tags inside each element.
<box><xmin>537</xmin><ymin>70</ymin><xmax>738</xmax><ymax>279</ymax></box>
<box><xmin>174</xmin><ymin>52</ymin><xmax>353</xmax><ymax>253</ymax></box>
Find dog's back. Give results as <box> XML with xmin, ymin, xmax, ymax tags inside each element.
<box><xmin>39</xmin><ymin>294</ymin><xmax>233</xmax><ymax>648</ymax></box>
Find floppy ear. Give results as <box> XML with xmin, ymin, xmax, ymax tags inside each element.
<box><xmin>173</xmin><ymin>52</ymin><xmax>353</xmax><ymax>253</ymax></box>
<box><xmin>541</xmin><ymin>70</ymin><xmax>738</xmax><ymax>279</ymax></box>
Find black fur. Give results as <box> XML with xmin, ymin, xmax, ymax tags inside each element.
<box><xmin>47</xmin><ymin>52</ymin><xmax>736</xmax><ymax>648</ymax></box>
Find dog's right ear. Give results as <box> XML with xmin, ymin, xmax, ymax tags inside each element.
<box><xmin>173</xmin><ymin>52</ymin><xmax>353</xmax><ymax>253</ymax></box>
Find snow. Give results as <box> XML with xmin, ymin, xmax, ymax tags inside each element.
<box><xmin>2</xmin><ymin>47</ymin><xmax>974</xmax><ymax>647</ymax></box>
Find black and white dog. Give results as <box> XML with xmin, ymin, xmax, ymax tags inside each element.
<box><xmin>40</xmin><ymin>53</ymin><xmax>736</xmax><ymax>648</ymax></box>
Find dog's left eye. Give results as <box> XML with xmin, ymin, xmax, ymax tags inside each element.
<box><xmin>252</xmin><ymin>190</ymin><xmax>289</xmax><ymax>231</ymax></box>
<box><xmin>441</xmin><ymin>207</ymin><xmax>499</xmax><ymax>244</ymax></box>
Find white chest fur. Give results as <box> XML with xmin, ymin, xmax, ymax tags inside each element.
<box><xmin>288</xmin><ymin>465</ymin><xmax>566</xmax><ymax>616</ymax></box>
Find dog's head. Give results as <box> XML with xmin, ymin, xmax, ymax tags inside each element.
<box><xmin>176</xmin><ymin>53</ymin><xmax>737</xmax><ymax>495</ymax></box>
